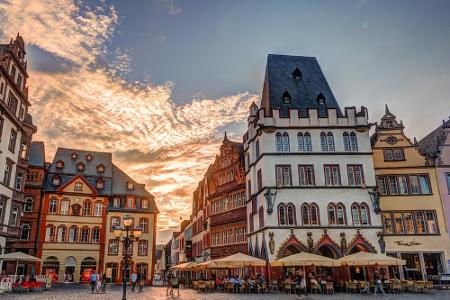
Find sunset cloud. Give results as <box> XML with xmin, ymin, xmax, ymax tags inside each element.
<box><xmin>0</xmin><ymin>0</ymin><xmax>256</xmax><ymax>234</ymax></box>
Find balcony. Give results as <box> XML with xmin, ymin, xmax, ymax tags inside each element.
<box><xmin>210</xmin><ymin>207</ymin><xmax>246</xmax><ymax>227</ymax></box>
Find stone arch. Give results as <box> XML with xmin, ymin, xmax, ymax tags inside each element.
<box><xmin>313</xmin><ymin>233</ymin><xmax>343</xmax><ymax>258</ymax></box>
<box><xmin>276</xmin><ymin>234</ymin><xmax>308</xmax><ymax>259</ymax></box>
<box><xmin>346</xmin><ymin>231</ymin><xmax>377</xmax><ymax>255</ymax></box>
<box><xmin>42</xmin><ymin>256</ymin><xmax>60</xmax><ymax>281</ymax></box>
<box><xmin>80</xmin><ymin>257</ymin><xmax>97</xmax><ymax>282</ymax></box>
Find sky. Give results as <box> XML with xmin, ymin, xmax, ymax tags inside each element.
<box><xmin>0</xmin><ymin>0</ymin><xmax>449</xmax><ymax>244</ymax></box>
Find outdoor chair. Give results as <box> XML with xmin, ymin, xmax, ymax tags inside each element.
<box><xmin>346</xmin><ymin>281</ymin><xmax>359</xmax><ymax>293</ymax></box>
<box><xmin>207</xmin><ymin>280</ymin><xmax>215</xmax><ymax>292</ymax></box>
<box><xmin>193</xmin><ymin>281</ymin><xmax>199</xmax><ymax>291</ymax></box>
<box><xmin>310</xmin><ymin>282</ymin><xmax>321</xmax><ymax>294</ymax></box>
<box><xmin>324</xmin><ymin>282</ymin><xmax>334</xmax><ymax>294</ymax></box>
<box><xmin>225</xmin><ymin>282</ymin><xmax>234</xmax><ymax>293</ymax></box>
<box><xmin>268</xmin><ymin>280</ymin><xmax>278</xmax><ymax>292</ymax></box>
<box><xmin>424</xmin><ymin>281</ymin><xmax>435</xmax><ymax>293</ymax></box>
<box><xmin>413</xmin><ymin>281</ymin><xmax>424</xmax><ymax>293</ymax></box>
<box><xmin>390</xmin><ymin>282</ymin><xmax>402</xmax><ymax>294</ymax></box>
<box><xmin>284</xmin><ymin>282</ymin><xmax>293</xmax><ymax>294</ymax></box>
<box><xmin>197</xmin><ymin>281</ymin><xmax>206</xmax><ymax>293</ymax></box>
<box><xmin>257</xmin><ymin>282</ymin><xmax>267</xmax><ymax>294</ymax></box>
<box><xmin>401</xmin><ymin>280</ymin><xmax>413</xmax><ymax>292</ymax></box>
<box><xmin>241</xmin><ymin>282</ymin><xmax>249</xmax><ymax>293</ymax></box>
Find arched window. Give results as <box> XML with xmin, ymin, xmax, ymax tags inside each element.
<box><xmin>360</xmin><ymin>203</ymin><xmax>370</xmax><ymax>225</ymax></box>
<box><xmin>71</xmin><ymin>204</ymin><xmax>81</xmax><ymax>216</ymax></box>
<box><xmin>80</xmin><ymin>227</ymin><xmax>90</xmax><ymax>243</ymax></box>
<box><xmin>76</xmin><ymin>162</ymin><xmax>85</xmax><ymax>172</ymax></box>
<box><xmin>337</xmin><ymin>204</ymin><xmax>346</xmax><ymax>225</ymax></box>
<box><xmin>327</xmin><ymin>132</ymin><xmax>335</xmax><ymax>151</ymax></box>
<box><xmin>275</xmin><ymin>133</ymin><xmax>283</xmax><ymax>152</ymax></box>
<box><xmin>20</xmin><ymin>223</ymin><xmax>31</xmax><ymax>241</ymax></box>
<box><xmin>302</xmin><ymin>204</ymin><xmax>310</xmax><ymax>225</ymax></box>
<box><xmin>282</xmin><ymin>133</ymin><xmax>290</xmax><ymax>152</ymax></box>
<box><xmin>297</xmin><ymin>132</ymin><xmax>304</xmax><ymax>152</ymax></box>
<box><xmin>278</xmin><ymin>204</ymin><xmax>287</xmax><ymax>226</ymax></box>
<box><xmin>24</xmin><ymin>197</ymin><xmax>33</xmax><ymax>212</ymax></box>
<box><xmin>45</xmin><ymin>225</ymin><xmax>55</xmax><ymax>242</ymax></box>
<box><xmin>55</xmin><ymin>160</ymin><xmax>64</xmax><ymax>169</ymax></box>
<box><xmin>82</xmin><ymin>200</ymin><xmax>92</xmax><ymax>216</ymax></box>
<box><xmin>320</xmin><ymin>132</ymin><xmax>327</xmax><ymax>151</ymax></box>
<box><xmin>328</xmin><ymin>204</ymin><xmax>336</xmax><ymax>225</ymax></box>
<box><xmin>52</xmin><ymin>175</ymin><xmax>60</xmax><ymax>186</ymax></box>
<box><xmin>350</xmin><ymin>132</ymin><xmax>358</xmax><ymax>151</ymax></box>
<box><xmin>97</xmin><ymin>164</ymin><xmax>105</xmax><ymax>173</ymax></box>
<box><xmin>69</xmin><ymin>226</ymin><xmax>78</xmax><ymax>243</ymax></box>
<box><xmin>49</xmin><ymin>199</ymin><xmax>58</xmax><ymax>214</ymax></box>
<box><xmin>352</xmin><ymin>204</ymin><xmax>360</xmax><ymax>226</ymax></box>
<box><xmin>57</xmin><ymin>225</ymin><xmax>66</xmax><ymax>242</ymax></box>
<box><xmin>91</xmin><ymin>227</ymin><xmax>100</xmax><ymax>243</ymax></box>
<box><xmin>139</xmin><ymin>217</ymin><xmax>149</xmax><ymax>233</ymax></box>
<box><xmin>343</xmin><ymin>132</ymin><xmax>351</xmax><ymax>151</ymax></box>
<box><xmin>311</xmin><ymin>204</ymin><xmax>319</xmax><ymax>225</ymax></box>
<box><xmin>304</xmin><ymin>132</ymin><xmax>312</xmax><ymax>152</ymax></box>
<box><xmin>287</xmin><ymin>204</ymin><xmax>296</xmax><ymax>225</ymax></box>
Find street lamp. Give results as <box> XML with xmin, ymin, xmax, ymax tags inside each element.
<box><xmin>113</xmin><ymin>214</ymin><xmax>142</xmax><ymax>300</ymax></box>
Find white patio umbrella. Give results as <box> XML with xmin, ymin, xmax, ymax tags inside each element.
<box><xmin>0</xmin><ymin>251</ymin><xmax>41</xmax><ymax>277</ymax></box>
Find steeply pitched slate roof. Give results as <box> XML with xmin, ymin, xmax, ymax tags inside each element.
<box><xmin>28</xmin><ymin>141</ymin><xmax>46</xmax><ymax>167</ymax></box>
<box><xmin>262</xmin><ymin>54</ymin><xmax>342</xmax><ymax>117</ymax></box>
<box><xmin>43</xmin><ymin>173</ymin><xmax>113</xmax><ymax>195</ymax></box>
<box><xmin>50</xmin><ymin>148</ymin><xmax>113</xmax><ymax>178</ymax></box>
<box><xmin>417</xmin><ymin>119</ymin><xmax>450</xmax><ymax>158</ymax></box>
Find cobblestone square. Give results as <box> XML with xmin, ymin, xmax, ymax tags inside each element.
<box><xmin>2</xmin><ymin>286</ymin><xmax>450</xmax><ymax>300</ymax></box>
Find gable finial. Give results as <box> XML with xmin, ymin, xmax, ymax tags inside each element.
<box><xmin>385</xmin><ymin>104</ymin><xmax>390</xmax><ymax>114</ymax></box>
<box><xmin>223</xmin><ymin>131</ymin><xmax>228</xmax><ymax>141</ymax></box>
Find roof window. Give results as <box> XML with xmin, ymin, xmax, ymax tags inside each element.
<box><xmin>316</xmin><ymin>93</ymin><xmax>326</xmax><ymax>105</ymax></box>
<box><xmin>282</xmin><ymin>90</ymin><xmax>292</xmax><ymax>104</ymax></box>
<box><xmin>292</xmin><ymin>67</ymin><xmax>302</xmax><ymax>79</ymax></box>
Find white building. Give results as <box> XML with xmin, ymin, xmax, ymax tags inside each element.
<box><xmin>0</xmin><ymin>35</ymin><xmax>36</xmax><ymax>260</ymax></box>
<box><xmin>244</xmin><ymin>55</ymin><xmax>383</xmax><ymax>270</ymax></box>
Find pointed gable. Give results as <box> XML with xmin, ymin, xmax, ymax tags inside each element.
<box><xmin>57</xmin><ymin>173</ymin><xmax>99</xmax><ymax>195</ymax></box>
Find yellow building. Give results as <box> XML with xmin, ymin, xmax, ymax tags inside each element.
<box><xmin>372</xmin><ymin>106</ymin><xmax>450</xmax><ymax>281</ymax></box>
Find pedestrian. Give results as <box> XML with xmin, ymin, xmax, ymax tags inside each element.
<box><xmin>101</xmin><ymin>273</ymin><xmax>107</xmax><ymax>293</ymax></box>
<box><xmin>90</xmin><ymin>271</ymin><xmax>97</xmax><ymax>294</ymax></box>
<box><xmin>96</xmin><ymin>272</ymin><xmax>102</xmax><ymax>293</ymax></box>
<box><xmin>131</xmin><ymin>270</ymin><xmax>137</xmax><ymax>292</ymax></box>
<box><xmin>166</xmin><ymin>273</ymin><xmax>173</xmax><ymax>296</ymax></box>
<box><xmin>374</xmin><ymin>271</ymin><xmax>385</xmax><ymax>295</ymax></box>
<box><xmin>171</xmin><ymin>274</ymin><xmax>180</xmax><ymax>296</ymax></box>
<box><xmin>138</xmin><ymin>271</ymin><xmax>144</xmax><ymax>292</ymax></box>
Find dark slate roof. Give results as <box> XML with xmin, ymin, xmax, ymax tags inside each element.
<box><xmin>43</xmin><ymin>173</ymin><xmax>113</xmax><ymax>195</ymax></box>
<box><xmin>28</xmin><ymin>141</ymin><xmax>46</xmax><ymax>167</ymax></box>
<box><xmin>49</xmin><ymin>147</ymin><xmax>113</xmax><ymax>178</ymax></box>
<box><xmin>262</xmin><ymin>54</ymin><xmax>343</xmax><ymax>117</ymax></box>
<box><xmin>417</xmin><ymin>119</ymin><xmax>450</xmax><ymax>158</ymax></box>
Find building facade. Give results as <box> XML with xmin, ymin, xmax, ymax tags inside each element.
<box><xmin>0</xmin><ymin>35</ymin><xmax>36</xmax><ymax>266</ymax></box>
<box><xmin>244</xmin><ymin>55</ymin><xmax>382</xmax><ymax>278</ymax></box>
<box><xmin>372</xmin><ymin>108</ymin><xmax>450</xmax><ymax>280</ymax></box>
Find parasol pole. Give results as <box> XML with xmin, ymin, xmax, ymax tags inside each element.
<box><xmin>15</xmin><ymin>260</ymin><xmax>19</xmax><ymax>277</ymax></box>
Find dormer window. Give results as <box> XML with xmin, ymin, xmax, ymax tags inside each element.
<box><xmin>52</xmin><ymin>175</ymin><xmax>61</xmax><ymax>186</ymax></box>
<box><xmin>96</xmin><ymin>179</ymin><xmax>104</xmax><ymax>190</ymax></box>
<box><xmin>127</xmin><ymin>181</ymin><xmax>134</xmax><ymax>190</ymax></box>
<box><xmin>292</xmin><ymin>67</ymin><xmax>302</xmax><ymax>79</ymax></box>
<box><xmin>282</xmin><ymin>90</ymin><xmax>292</xmax><ymax>104</ymax></box>
<box><xmin>74</xmin><ymin>182</ymin><xmax>83</xmax><ymax>191</ymax></box>
<box><xmin>113</xmin><ymin>197</ymin><xmax>121</xmax><ymax>208</ymax></box>
<box><xmin>86</xmin><ymin>154</ymin><xmax>93</xmax><ymax>161</ymax></box>
<box><xmin>142</xmin><ymin>199</ymin><xmax>149</xmax><ymax>209</ymax></box>
<box><xmin>316</xmin><ymin>93</ymin><xmax>326</xmax><ymax>105</ymax></box>
<box><xmin>55</xmin><ymin>160</ymin><xmax>64</xmax><ymax>169</ymax></box>
<box><xmin>71</xmin><ymin>152</ymin><xmax>78</xmax><ymax>160</ymax></box>
<box><xmin>76</xmin><ymin>162</ymin><xmax>85</xmax><ymax>172</ymax></box>
<box><xmin>97</xmin><ymin>164</ymin><xmax>105</xmax><ymax>173</ymax></box>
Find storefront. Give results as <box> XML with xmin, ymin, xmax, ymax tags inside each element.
<box><xmin>387</xmin><ymin>252</ymin><xmax>445</xmax><ymax>282</ymax></box>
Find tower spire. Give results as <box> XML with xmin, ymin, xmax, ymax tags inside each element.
<box><xmin>385</xmin><ymin>104</ymin><xmax>390</xmax><ymax>115</ymax></box>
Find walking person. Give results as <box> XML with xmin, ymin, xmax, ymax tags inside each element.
<box><xmin>101</xmin><ymin>272</ymin><xmax>107</xmax><ymax>293</ymax></box>
<box><xmin>138</xmin><ymin>271</ymin><xmax>144</xmax><ymax>292</ymax></box>
<box><xmin>90</xmin><ymin>271</ymin><xmax>97</xmax><ymax>294</ymax></box>
<box><xmin>96</xmin><ymin>272</ymin><xmax>102</xmax><ymax>293</ymax></box>
<box><xmin>166</xmin><ymin>273</ymin><xmax>173</xmax><ymax>296</ymax></box>
<box><xmin>374</xmin><ymin>271</ymin><xmax>385</xmax><ymax>295</ymax></box>
<box><xmin>131</xmin><ymin>270</ymin><xmax>138</xmax><ymax>293</ymax></box>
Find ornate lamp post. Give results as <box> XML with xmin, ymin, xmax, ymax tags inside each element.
<box><xmin>113</xmin><ymin>215</ymin><xmax>142</xmax><ymax>300</ymax></box>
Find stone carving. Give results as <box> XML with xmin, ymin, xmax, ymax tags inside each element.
<box><xmin>377</xmin><ymin>232</ymin><xmax>386</xmax><ymax>254</ymax></box>
<box><xmin>367</xmin><ymin>188</ymin><xmax>381</xmax><ymax>214</ymax></box>
<box><xmin>340</xmin><ymin>232</ymin><xmax>347</xmax><ymax>252</ymax></box>
<box><xmin>269</xmin><ymin>232</ymin><xmax>275</xmax><ymax>255</ymax></box>
<box><xmin>307</xmin><ymin>232</ymin><xmax>313</xmax><ymax>252</ymax></box>
<box><xmin>264</xmin><ymin>188</ymin><xmax>277</xmax><ymax>214</ymax></box>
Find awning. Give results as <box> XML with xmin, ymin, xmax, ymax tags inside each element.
<box><xmin>271</xmin><ymin>252</ymin><xmax>339</xmax><ymax>267</ymax></box>
<box><xmin>0</xmin><ymin>252</ymin><xmax>41</xmax><ymax>262</ymax></box>
<box><xmin>169</xmin><ymin>262</ymin><xmax>199</xmax><ymax>270</ymax></box>
<box><xmin>337</xmin><ymin>252</ymin><xmax>406</xmax><ymax>266</ymax></box>
<box><xmin>211</xmin><ymin>252</ymin><xmax>266</xmax><ymax>268</ymax></box>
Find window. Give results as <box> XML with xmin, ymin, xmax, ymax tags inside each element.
<box><xmin>328</xmin><ymin>204</ymin><xmax>336</xmax><ymax>225</ymax></box>
<box><xmin>138</xmin><ymin>240</ymin><xmax>148</xmax><ymax>256</ymax></box>
<box><xmin>419</xmin><ymin>175</ymin><xmax>431</xmax><ymax>194</ymax></box>
<box><xmin>347</xmin><ymin>165</ymin><xmax>364</xmax><ymax>186</ymax></box>
<box><xmin>141</xmin><ymin>199</ymin><xmax>149</xmax><ymax>209</ymax></box>
<box><xmin>91</xmin><ymin>228</ymin><xmax>100</xmax><ymax>243</ymax></box>
<box><xmin>403</xmin><ymin>212</ymin><xmax>414</xmax><ymax>234</ymax></box>
<box><xmin>287</xmin><ymin>204</ymin><xmax>296</xmax><ymax>225</ymax></box>
<box><xmin>350</xmin><ymin>133</ymin><xmax>358</xmax><ymax>151</ymax></box>
<box><xmin>126</xmin><ymin>197</ymin><xmax>135</xmax><ymax>208</ymax></box>
<box><xmin>17</xmin><ymin>74</ymin><xmax>22</xmax><ymax>88</ymax></box>
<box><xmin>124</xmin><ymin>243</ymin><xmax>133</xmax><ymax>255</ymax></box>
<box><xmin>49</xmin><ymin>199</ymin><xmax>58</xmax><ymax>214</ymax></box>
<box><xmin>97</xmin><ymin>164</ymin><xmax>105</xmax><ymax>173</ymax></box>
<box><xmin>80</xmin><ymin>228</ymin><xmax>90</xmax><ymax>243</ymax></box>
<box><xmin>324</xmin><ymin>165</ymin><xmax>340</xmax><ymax>186</ymax></box>
<box><xmin>255</xmin><ymin>140</ymin><xmax>260</xmax><ymax>158</ymax></box>
<box><xmin>393</xmin><ymin>212</ymin><xmax>404</xmax><ymax>234</ymax></box>
<box><xmin>96</xmin><ymin>179</ymin><xmax>104</xmax><ymax>190</ymax></box>
<box><xmin>7</xmin><ymin>94</ymin><xmax>18</xmax><ymax>114</ymax></box>
<box><xmin>384</xmin><ymin>149</ymin><xmax>404</xmax><ymax>161</ymax></box>
<box><xmin>298</xmin><ymin>165</ymin><xmax>315</xmax><ymax>186</ymax></box>
<box><xmin>426</xmin><ymin>211</ymin><xmax>438</xmax><ymax>233</ymax></box>
<box><xmin>0</xmin><ymin>117</ymin><xmax>3</xmax><ymax>141</ymax></box>
<box><xmin>55</xmin><ymin>160</ymin><xmax>64</xmax><ymax>169</ymax></box>
<box><xmin>282</xmin><ymin>133</ymin><xmax>290</xmax><ymax>152</ymax></box>
<box><xmin>275</xmin><ymin>165</ymin><xmax>291</xmax><ymax>187</ymax></box>
<box><xmin>86</xmin><ymin>154</ymin><xmax>93</xmax><ymax>161</ymax></box>
<box><xmin>282</xmin><ymin>90</ymin><xmax>291</xmax><ymax>103</ymax></box>
<box><xmin>109</xmin><ymin>239</ymin><xmax>119</xmax><ymax>255</ymax></box>
<box><xmin>14</xmin><ymin>171</ymin><xmax>24</xmax><ymax>191</ymax></box>
<box><xmin>113</xmin><ymin>197</ymin><xmax>121</xmax><ymax>208</ymax></box>
<box><xmin>360</xmin><ymin>204</ymin><xmax>369</xmax><ymax>225</ymax></box>
<box><xmin>24</xmin><ymin>197</ymin><xmax>33</xmax><ymax>212</ymax></box>
<box><xmin>71</xmin><ymin>152</ymin><xmax>78</xmax><ymax>159</ymax></box>
<box><xmin>310</xmin><ymin>204</ymin><xmax>319</xmax><ymax>225</ymax></box>
<box><xmin>69</xmin><ymin>226</ymin><xmax>78</xmax><ymax>242</ymax></box>
<box><xmin>8</xmin><ymin>129</ymin><xmax>17</xmax><ymax>152</ymax></box>
<box><xmin>382</xmin><ymin>213</ymin><xmax>394</xmax><ymax>234</ymax></box>
<box><xmin>140</xmin><ymin>218</ymin><xmax>149</xmax><ymax>233</ymax></box>
<box><xmin>82</xmin><ymin>201</ymin><xmax>91</xmax><ymax>216</ymax></box>
<box><xmin>278</xmin><ymin>205</ymin><xmax>286</xmax><ymax>226</ymax></box>
<box><xmin>3</xmin><ymin>160</ymin><xmax>13</xmax><ymax>185</ymax></box>
<box><xmin>398</xmin><ymin>176</ymin><xmax>409</xmax><ymax>194</ymax></box>
<box><xmin>343</xmin><ymin>132</ymin><xmax>350</xmax><ymax>151</ymax></box>
<box><xmin>20</xmin><ymin>223</ymin><xmax>31</xmax><ymax>241</ymax></box>
<box><xmin>19</xmin><ymin>142</ymin><xmax>27</xmax><ymax>159</ymax></box>
<box><xmin>320</xmin><ymin>132</ymin><xmax>327</xmax><ymax>151</ymax></box>
<box><xmin>76</xmin><ymin>162</ymin><xmax>85</xmax><ymax>171</ymax></box>
<box><xmin>415</xmin><ymin>212</ymin><xmax>426</xmax><ymax>234</ymax></box>
<box><xmin>257</xmin><ymin>169</ymin><xmax>262</xmax><ymax>191</ymax></box>
<box><xmin>377</xmin><ymin>175</ymin><xmax>432</xmax><ymax>195</ymax></box>
<box><xmin>71</xmin><ymin>204</ymin><xmax>81</xmax><ymax>216</ymax></box>
<box><xmin>316</xmin><ymin>93</ymin><xmax>326</xmax><ymax>105</ymax></box>
<box><xmin>94</xmin><ymin>202</ymin><xmax>102</xmax><ymax>216</ymax></box>
<box><xmin>352</xmin><ymin>205</ymin><xmax>360</xmax><ymax>226</ymax></box>
<box><xmin>52</xmin><ymin>175</ymin><xmax>60</xmax><ymax>186</ymax></box>
<box><xmin>45</xmin><ymin>226</ymin><xmax>54</xmax><ymax>242</ymax></box>
<box><xmin>0</xmin><ymin>199</ymin><xmax>4</xmax><ymax>224</ymax></box>
<box><xmin>111</xmin><ymin>217</ymin><xmax>121</xmax><ymax>230</ymax></box>
<box><xmin>337</xmin><ymin>204</ymin><xmax>346</xmax><ymax>225</ymax></box>
<box><xmin>127</xmin><ymin>181</ymin><xmax>134</xmax><ymax>190</ymax></box>
<box><xmin>302</xmin><ymin>204</ymin><xmax>310</xmax><ymax>225</ymax></box>
<box><xmin>74</xmin><ymin>182</ymin><xmax>83</xmax><ymax>191</ymax></box>
<box><xmin>383</xmin><ymin>210</ymin><xmax>438</xmax><ymax>235</ymax></box>
<box><xmin>275</xmin><ymin>133</ymin><xmax>283</xmax><ymax>152</ymax></box>
<box><xmin>388</xmin><ymin>176</ymin><xmax>399</xmax><ymax>194</ymax></box>
<box><xmin>57</xmin><ymin>226</ymin><xmax>66</xmax><ymax>242</ymax></box>
<box><xmin>297</xmin><ymin>133</ymin><xmax>305</xmax><ymax>152</ymax></box>
<box><xmin>60</xmin><ymin>200</ymin><xmax>70</xmax><ymax>215</ymax></box>
<box><xmin>393</xmin><ymin>149</ymin><xmax>404</xmax><ymax>160</ymax></box>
